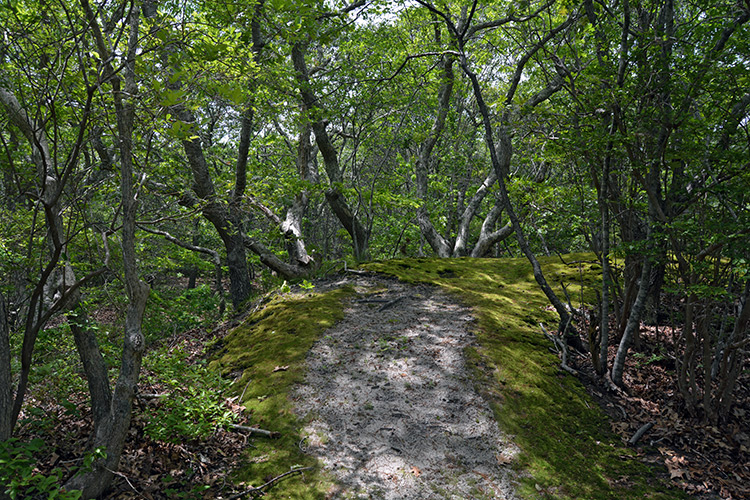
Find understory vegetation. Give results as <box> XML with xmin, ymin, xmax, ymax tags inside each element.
<box><xmin>2</xmin><ymin>0</ymin><xmax>749</xmax><ymax>498</ymax></box>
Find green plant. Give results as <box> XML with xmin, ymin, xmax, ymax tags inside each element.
<box><xmin>143</xmin><ymin>386</ymin><xmax>235</xmax><ymax>443</ymax></box>
<box><xmin>142</xmin><ymin>285</ymin><xmax>221</xmax><ymax>342</ymax></box>
<box><xmin>142</xmin><ymin>346</ymin><xmax>236</xmax><ymax>443</ymax></box>
<box><xmin>632</xmin><ymin>352</ymin><xmax>666</xmax><ymax>368</ymax></box>
<box><xmin>0</xmin><ymin>438</ymin><xmax>82</xmax><ymax>500</ymax></box>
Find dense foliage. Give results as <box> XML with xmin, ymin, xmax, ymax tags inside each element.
<box><xmin>1</xmin><ymin>0</ymin><xmax>748</xmax><ymax>498</ymax></box>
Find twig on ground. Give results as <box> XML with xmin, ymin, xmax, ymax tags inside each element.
<box><xmin>105</xmin><ymin>467</ymin><xmax>148</xmax><ymax>499</ymax></box>
<box><xmin>378</xmin><ymin>296</ymin><xmax>406</xmax><ymax>312</ymax></box>
<box><xmin>343</xmin><ymin>267</ymin><xmax>368</xmax><ymax>275</ymax></box>
<box><xmin>239</xmin><ymin>378</ymin><xmax>252</xmax><ymax>402</ymax></box>
<box><xmin>226</xmin><ymin>466</ymin><xmax>314</xmax><ymax>499</ymax></box>
<box><xmin>629</xmin><ymin>422</ymin><xmax>654</xmax><ymax>446</ymax></box>
<box><xmin>540</xmin><ymin>323</ymin><xmax>578</xmax><ymax>375</ymax></box>
<box><xmin>229</xmin><ymin>423</ymin><xmax>280</xmax><ymax>439</ymax></box>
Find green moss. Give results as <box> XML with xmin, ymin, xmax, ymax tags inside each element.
<box><xmin>210</xmin><ymin>287</ymin><xmax>353</xmax><ymax>499</ymax></box>
<box><xmin>363</xmin><ymin>255</ymin><xmax>685</xmax><ymax>500</ymax></box>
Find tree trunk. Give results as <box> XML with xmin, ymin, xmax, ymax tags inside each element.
<box><xmin>461</xmin><ymin>63</ymin><xmax>574</xmax><ymax>336</ymax></box>
<box><xmin>415</xmin><ymin>52</ymin><xmax>456</xmax><ymax>257</ymax></box>
<box><xmin>611</xmin><ymin>255</ymin><xmax>652</xmax><ymax>387</ymax></box>
<box><xmin>0</xmin><ymin>291</ymin><xmax>11</xmax><ymax>441</ymax></box>
<box><xmin>452</xmin><ymin>170</ymin><xmax>498</xmax><ymax>257</ymax></box>
<box><xmin>177</xmin><ymin>109</ymin><xmax>254</xmax><ymax>308</ymax></box>
<box><xmin>63</xmin><ymin>5</ymin><xmax>149</xmax><ymax>496</ymax></box>
<box><xmin>291</xmin><ymin>42</ymin><xmax>370</xmax><ymax>261</ymax></box>
<box><xmin>470</xmin><ymin>201</ymin><xmax>512</xmax><ymax>258</ymax></box>
<box><xmin>68</xmin><ymin>307</ymin><xmax>112</xmax><ymax>430</ymax></box>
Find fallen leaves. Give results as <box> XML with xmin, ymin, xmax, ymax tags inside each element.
<box><xmin>571</xmin><ymin>320</ymin><xmax>750</xmax><ymax>500</ymax></box>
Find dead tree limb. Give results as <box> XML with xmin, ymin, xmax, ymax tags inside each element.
<box><xmin>628</xmin><ymin>422</ymin><xmax>654</xmax><ymax>446</ymax></box>
<box><xmin>541</xmin><ymin>323</ymin><xmax>578</xmax><ymax>376</ymax></box>
<box><xmin>229</xmin><ymin>423</ymin><xmax>280</xmax><ymax>439</ymax></box>
<box><xmin>227</xmin><ymin>466</ymin><xmax>314</xmax><ymax>499</ymax></box>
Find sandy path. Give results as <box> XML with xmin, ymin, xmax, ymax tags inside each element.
<box><xmin>292</xmin><ymin>274</ymin><xmax>519</xmax><ymax>499</ymax></box>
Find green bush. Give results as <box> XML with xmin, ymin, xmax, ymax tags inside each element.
<box><xmin>142</xmin><ymin>346</ymin><xmax>235</xmax><ymax>443</ymax></box>
<box><xmin>143</xmin><ymin>284</ymin><xmax>221</xmax><ymax>342</ymax></box>
<box><xmin>0</xmin><ymin>438</ymin><xmax>82</xmax><ymax>500</ymax></box>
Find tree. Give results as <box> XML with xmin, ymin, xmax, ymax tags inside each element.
<box><xmin>413</xmin><ymin>0</ymin><xmax>582</xmax><ymax>338</ymax></box>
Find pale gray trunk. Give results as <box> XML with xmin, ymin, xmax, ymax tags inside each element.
<box><xmin>282</xmin><ymin>122</ymin><xmax>315</xmax><ymax>266</ymax></box>
<box><xmin>471</xmin><ymin>200</ymin><xmax>512</xmax><ymax>258</ymax></box>
<box><xmin>452</xmin><ymin>170</ymin><xmax>497</xmax><ymax>257</ymax></box>
<box><xmin>611</xmin><ymin>256</ymin><xmax>652</xmax><ymax>387</ymax></box>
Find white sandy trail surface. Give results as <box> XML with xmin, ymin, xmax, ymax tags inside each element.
<box><xmin>292</xmin><ymin>274</ymin><xmax>519</xmax><ymax>499</ymax></box>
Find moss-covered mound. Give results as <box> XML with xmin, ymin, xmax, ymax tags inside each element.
<box><xmin>210</xmin><ymin>255</ymin><xmax>684</xmax><ymax>499</ymax></box>
<box><xmin>364</xmin><ymin>255</ymin><xmax>684</xmax><ymax>499</ymax></box>
<box><xmin>210</xmin><ymin>286</ymin><xmax>353</xmax><ymax>498</ymax></box>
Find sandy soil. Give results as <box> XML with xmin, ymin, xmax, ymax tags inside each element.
<box><xmin>292</xmin><ymin>273</ymin><xmax>519</xmax><ymax>499</ymax></box>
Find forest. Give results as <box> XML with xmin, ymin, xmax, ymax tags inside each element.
<box><xmin>1</xmin><ymin>0</ymin><xmax>749</xmax><ymax>498</ymax></box>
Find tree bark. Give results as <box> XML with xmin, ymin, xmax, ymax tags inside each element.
<box><xmin>0</xmin><ymin>292</ymin><xmax>11</xmax><ymax>441</ymax></box>
<box><xmin>452</xmin><ymin>170</ymin><xmax>498</xmax><ymax>257</ymax></box>
<box><xmin>461</xmin><ymin>62</ymin><xmax>574</xmax><ymax>336</ymax></box>
<box><xmin>611</xmin><ymin>254</ymin><xmax>652</xmax><ymax>388</ymax></box>
<box><xmin>0</xmin><ymin>80</ymin><xmax>92</xmax><ymax>433</ymax></box>
<box><xmin>63</xmin><ymin>4</ymin><xmax>149</xmax><ymax>496</ymax></box>
<box><xmin>291</xmin><ymin>42</ymin><xmax>370</xmax><ymax>261</ymax></box>
<box><xmin>175</xmin><ymin>105</ymin><xmax>254</xmax><ymax>308</ymax></box>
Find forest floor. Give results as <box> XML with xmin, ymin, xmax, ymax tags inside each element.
<box><xmin>11</xmin><ymin>256</ymin><xmax>749</xmax><ymax>499</ymax></box>
<box><xmin>291</xmin><ymin>274</ymin><xmax>519</xmax><ymax>499</ymax></box>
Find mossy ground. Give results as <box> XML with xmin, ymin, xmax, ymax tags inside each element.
<box><xmin>209</xmin><ymin>286</ymin><xmax>353</xmax><ymax>499</ymax></box>
<box><xmin>210</xmin><ymin>254</ymin><xmax>686</xmax><ymax>499</ymax></box>
<box><xmin>364</xmin><ymin>254</ymin><xmax>686</xmax><ymax>500</ymax></box>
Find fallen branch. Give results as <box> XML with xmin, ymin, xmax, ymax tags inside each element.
<box><xmin>229</xmin><ymin>423</ymin><xmax>280</xmax><ymax>439</ymax></box>
<box><xmin>540</xmin><ymin>323</ymin><xmax>578</xmax><ymax>376</ymax></box>
<box><xmin>628</xmin><ymin>421</ymin><xmax>654</xmax><ymax>446</ymax></box>
<box><xmin>356</xmin><ymin>298</ymin><xmax>391</xmax><ymax>303</ymax></box>
<box><xmin>344</xmin><ymin>268</ymin><xmax>369</xmax><ymax>275</ymax></box>
<box><xmin>227</xmin><ymin>466</ymin><xmax>314</xmax><ymax>499</ymax></box>
<box><xmin>378</xmin><ymin>296</ymin><xmax>406</xmax><ymax>312</ymax></box>
<box><xmin>136</xmin><ymin>393</ymin><xmax>168</xmax><ymax>400</ymax></box>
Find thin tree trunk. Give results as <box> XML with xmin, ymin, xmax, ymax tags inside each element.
<box><xmin>415</xmin><ymin>52</ymin><xmax>456</xmax><ymax>257</ymax></box>
<box><xmin>461</xmin><ymin>62</ymin><xmax>574</xmax><ymax>336</ymax></box>
<box><xmin>68</xmin><ymin>307</ymin><xmax>111</xmax><ymax>430</ymax></box>
<box><xmin>64</xmin><ymin>5</ymin><xmax>149</xmax><ymax>496</ymax></box>
<box><xmin>0</xmin><ymin>291</ymin><xmax>11</xmax><ymax>441</ymax></box>
<box><xmin>611</xmin><ymin>255</ymin><xmax>652</xmax><ymax>387</ymax></box>
<box><xmin>291</xmin><ymin>42</ymin><xmax>370</xmax><ymax>261</ymax></box>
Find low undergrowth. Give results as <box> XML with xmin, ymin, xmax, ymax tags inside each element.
<box><xmin>364</xmin><ymin>254</ymin><xmax>685</xmax><ymax>500</ymax></box>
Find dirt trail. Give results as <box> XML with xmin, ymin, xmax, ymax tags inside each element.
<box><xmin>292</xmin><ymin>274</ymin><xmax>519</xmax><ymax>499</ymax></box>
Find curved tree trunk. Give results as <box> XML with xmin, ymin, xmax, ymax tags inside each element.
<box><xmin>611</xmin><ymin>255</ymin><xmax>652</xmax><ymax>387</ymax></box>
<box><xmin>470</xmin><ymin>201</ymin><xmax>512</xmax><ymax>257</ymax></box>
<box><xmin>291</xmin><ymin>42</ymin><xmax>370</xmax><ymax>261</ymax></box>
<box><xmin>63</xmin><ymin>4</ymin><xmax>149</xmax><ymax>496</ymax></box>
